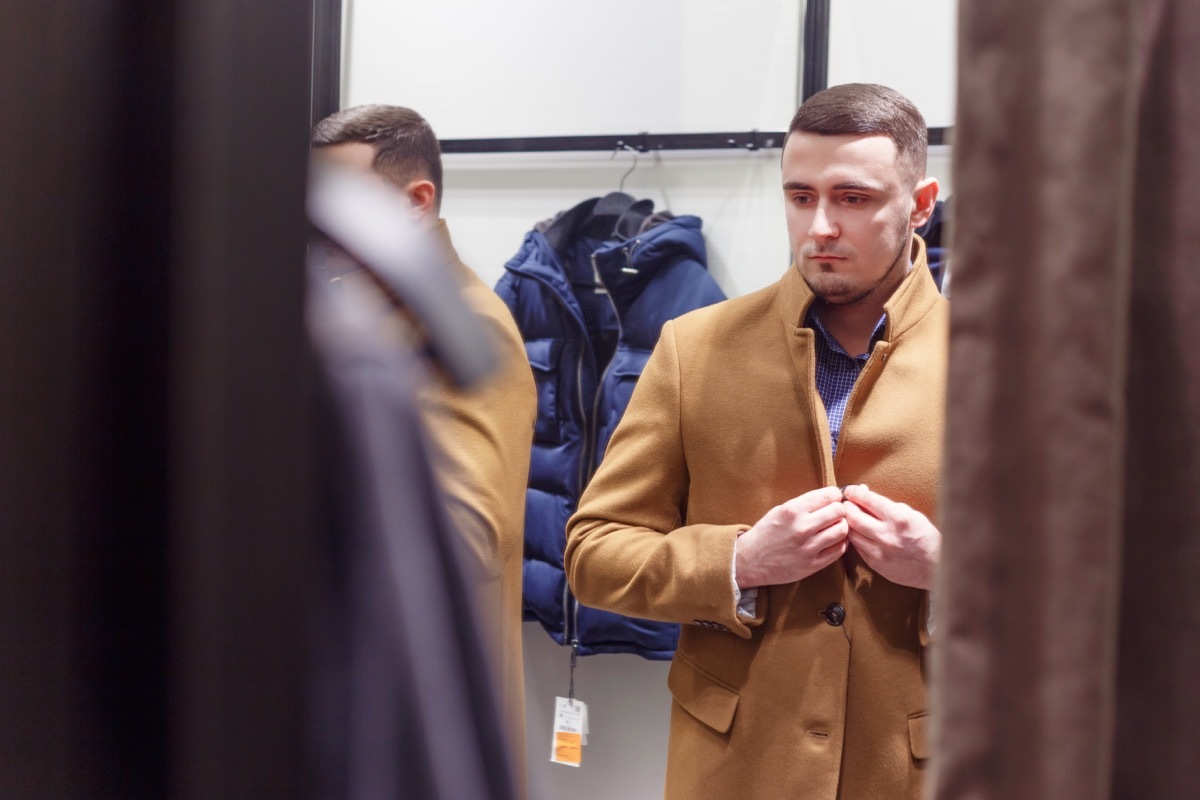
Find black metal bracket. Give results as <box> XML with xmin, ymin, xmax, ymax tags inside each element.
<box><xmin>801</xmin><ymin>0</ymin><xmax>830</xmax><ymax>101</ymax></box>
<box><xmin>440</xmin><ymin>130</ymin><xmax>788</xmax><ymax>155</ymax></box>
<box><xmin>310</xmin><ymin>0</ymin><xmax>343</xmax><ymax>131</ymax></box>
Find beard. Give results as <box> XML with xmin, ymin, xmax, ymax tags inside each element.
<box><xmin>804</xmin><ymin>271</ymin><xmax>878</xmax><ymax>306</ymax></box>
<box><xmin>802</xmin><ymin>212</ymin><xmax>913</xmax><ymax>307</ymax></box>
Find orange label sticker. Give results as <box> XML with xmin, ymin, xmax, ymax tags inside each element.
<box><xmin>553</xmin><ymin>731</ymin><xmax>582</xmax><ymax>766</ymax></box>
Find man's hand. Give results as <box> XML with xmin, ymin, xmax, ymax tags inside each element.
<box><xmin>734</xmin><ymin>486</ymin><xmax>848</xmax><ymax>589</ymax></box>
<box><xmin>842</xmin><ymin>485</ymin><xmax>940</xmax><ymax>590</ymax></box>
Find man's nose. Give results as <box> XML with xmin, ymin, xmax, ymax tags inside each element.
<box><xmin>808</xmin><ymin>205</ymin><xmax>837</xmax><ymax>240</ymax></box>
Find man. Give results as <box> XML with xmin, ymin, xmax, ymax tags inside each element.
<box><xmin>564</xmin><ymin>84</ymin><xmax>945</xmax><ymax>799</ymax></box>
<box><xmin>312</xmin><ymin>105</ymin><xmax>537</xmax><ymax>785</ymax></box>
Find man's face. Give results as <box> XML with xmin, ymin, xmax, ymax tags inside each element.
<box><xmin>781</xmin><ymin>132</ymin><xmax>922</xmax><ymax>307</ymax></box>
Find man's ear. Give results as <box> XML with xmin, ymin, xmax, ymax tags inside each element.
<box><xmin>909</xmin><ymin>177</ymin><xmax>940</xmax><ymax>229</ymax></box>
<box><xmin>404</xmin><ymin>179</ymin><xmax>438</xmax><ymax>219</ymax></box>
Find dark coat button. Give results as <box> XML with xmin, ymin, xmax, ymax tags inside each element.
<box><xmin>822</xmin><ymin>603</ymin><xmax>846</xmax><ymax>626</ymax></box>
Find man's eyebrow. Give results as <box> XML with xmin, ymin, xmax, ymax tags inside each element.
<box><xmin>782</xmin><ymin>180</ymin><xmax>887</xmax><ymax>192</ymax></box>
<box><xmin>833</xmin><ymin>181</ymin><xmax>884</xmax><ymax>192</ymax></box>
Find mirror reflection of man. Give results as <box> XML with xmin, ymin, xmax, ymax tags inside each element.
<box><xmin>566</xmin><ymin>84</ymin><xmax>945</xmax><ymax>799</ymax></box>
<box><xmin>312</xmin><ymin>105</ymin><xmax>537</xmax><ymax>794</ymax></box>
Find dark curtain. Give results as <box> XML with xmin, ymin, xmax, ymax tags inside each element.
<box><xmin>0</xmin><ymin>2</ymin><xmax>315</xmax><ymax>797</ymax></box>
<box><xmin>933</xmin><ymin>1</ymin><xmax>1200</xmax><ymax>798</ymax></box>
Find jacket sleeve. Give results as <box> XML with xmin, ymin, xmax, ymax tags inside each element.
<box><xmin>417</xmin><ymin>297</ymin><xmax>536</xmax><ymax>581</ymax></box>
<box><xmin>565</xmin><ymin>320</ymin><xmax>765</xmax><ymax>638</ymax></box>
<box><xmin>493</xmin><ymin>271</ymin><xmax>519</xmax><ymax>318</ymax></box>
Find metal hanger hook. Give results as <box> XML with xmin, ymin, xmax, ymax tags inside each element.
<box><xmin>612</xmin><ymin>142</ymin><xmax>639</xmax><ymax>191</ymax></box>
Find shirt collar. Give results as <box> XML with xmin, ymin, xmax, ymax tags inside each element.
<box><xmin>806</xmin><ymin>307</ymin><xmax>887</xmax><ymax>359</ymax></box>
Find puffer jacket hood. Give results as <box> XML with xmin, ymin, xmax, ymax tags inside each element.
<box><xmin>496</xmin><ymin>197</ymin><xmax>726</xmax><ymax>659</ymax></box>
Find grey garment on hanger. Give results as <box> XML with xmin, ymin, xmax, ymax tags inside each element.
<box><xmin>307</xmin><ymin>272</ymin><xmax>521</xmax><ymax>800</ymax></box>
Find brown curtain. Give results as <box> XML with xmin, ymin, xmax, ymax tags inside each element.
<box><xmin>933</xmin><ymin>1</ymin><xmax>1200</xmax><ymax>798</ymax></box>
<box><xmin>0</xmin><ymin>2</ymin><xmax>316</xmax><ymax>797</ymax></box>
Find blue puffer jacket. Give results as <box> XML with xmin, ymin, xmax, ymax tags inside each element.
<box><xmin>496</xmin><ymin>197</ymin><xmax>726</xmax><ymax>659</ymax></box>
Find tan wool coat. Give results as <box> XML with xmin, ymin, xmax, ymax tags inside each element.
<box><xmin>415</xmin><ymin>222</ymin><xmax>537</xmax><ymax>783</ymax></box>
<box><xmin>566</xmin><ymin>236</ymin><xmax>947</xmax><ymax>799</ymax></box>
<box><xmin>338</xmin><ymin>221</ymin><xmax>537</xmax><ymax>789</ymax></box>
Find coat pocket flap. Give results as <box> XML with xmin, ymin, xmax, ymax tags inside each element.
<box><xmin>667</xmin><ymin>654</ymin><xmax>739</xmax><ymax>734</ymax></box>
<box><xmin>907</xmin><ymin>711</ymin><xmax>930</xmax><ymax>760</ymax></box>
<box><xmin>524</xmin><ymin>338</ymin><xmax>561</xmax><ymax>372</ymax></box>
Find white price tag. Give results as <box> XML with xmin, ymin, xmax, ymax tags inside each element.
<box><xmin>550</xmin><ymin>696</ymin><xmax>587</xmax><ymax>767</ymax></box>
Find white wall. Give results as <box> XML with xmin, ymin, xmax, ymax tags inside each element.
<box><xmin>442</xmin><ymin>148</ymin><xmax>796</xmax><ymax>299</ymax></box>
<box><xmin>343</xmin><ymin>0</ymin><xmax>803</xmax><ymax>137</ymax></box>
<box><xmin>342</xmin><ymin>3</ymin><xmax>956</xmax><ymax>798</ymax></box>
<box><xmin>828</xmin><ymin>0</ymin><xmax>959</xmax><ymax>128</ymax></box>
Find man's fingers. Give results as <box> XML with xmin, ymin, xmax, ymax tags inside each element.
<box><xmin>804</xmin><ymin>500</ymin><xmax>848</xmax><ymax>530</ymax></box>
<box><xmin>814</xmin><ymin>537</ymin><xmax>849</xmax><ymax>566</ymax></box>
<box><xmin>843</xmin><ymin>483</ymin><xmax>890</xmax><ymax>518</ymax></box>
<box><xmin>843</xmin><ymin>501</ymin><xmax>884</xmax><ymax>538</ymax></box>
<box><xmin>791</xmin><ymin>485</ymin><xmax>845</xmax><ymax>514</ymax></box>
<box><xmin>810</xmin><ymin>517</ymin><xmax>849</xmax><ymax>547</ymax></box>
<box><xmin>847</xmin><ymin>529</ymin><xmax>881</xmax><ymax>562</ymax></box>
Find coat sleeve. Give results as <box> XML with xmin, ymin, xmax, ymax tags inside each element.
<box><xmin>417</xmin><ymin>294</ymin><xmax>536</xmax><ymax>581</ymax></box>
<box><xmin>565</xmin><ymin>320</ymin><xmax>765</xmax><ymax>638</ymax></box>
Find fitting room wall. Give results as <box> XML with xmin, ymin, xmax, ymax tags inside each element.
<box><xmin>342</xmin><ymin>2</ymin><xmax>956</xmax><ymax>797</ymax></box>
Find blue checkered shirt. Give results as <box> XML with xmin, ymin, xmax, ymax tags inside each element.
<box><xmin>808</xmin><ymin>309</ymin><xmax>887</xmax><ymax>458</ymax></box>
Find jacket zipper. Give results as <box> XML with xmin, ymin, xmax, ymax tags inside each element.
<box><xmin>563</xmin><ymin>582</ymin><xmax>575</xmax><ymax>650</ymax></box>
<box><xmin>583</xmin><ymin>252</ymin><xmax>625</xmax><ymax>482</ymax></box>
<box><xmin>569</xmin><ymin>302</ymin><xmax>593</xmax><ymax>648</ymax></box>
<box><xmin>567</xmin><ymin>251</ymin><xmax>627</xmax><ymax>651</ymax></box>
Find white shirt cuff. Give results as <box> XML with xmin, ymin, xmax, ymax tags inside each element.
<box><xmin>731</xmin><ymin>545</ymin><xmax>757</xmax><ymax>618</ymax></box>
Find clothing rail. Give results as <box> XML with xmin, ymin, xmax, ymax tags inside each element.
<box><xmin>440</xmin><ymin>131</ymin><xmax>786</xmax><ymax>154</ymax></box>
<box><xmin>440</xmin><ymin>128</ymin><xmax>950</xmax><ymax>154</ymax></box>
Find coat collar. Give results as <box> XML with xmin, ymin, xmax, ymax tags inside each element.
<box><xmin>430</xmin><ymin>218</ymin><xmax>473</xmax><ymax>284</ymax></box>
<box><xmin>776</xmin><ymin>234</ymin><xmax>941</xmax><ymax>342</ymax></box>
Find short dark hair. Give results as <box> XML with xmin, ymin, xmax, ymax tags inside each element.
<box><xmin>786</xmin><ymin>83</ymin><xmax>927</xmax><ymax>186</ymax></box>
<box><xmin>312</xmin><ymin>104</ymin><xmax>443</xmax><ymax>211</ymax></box>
